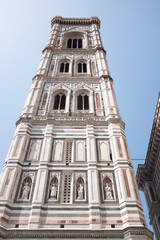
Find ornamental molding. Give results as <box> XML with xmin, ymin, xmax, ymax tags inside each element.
<box><xmin>0</xmin><ymin>226</ymin><xmax>153</xmax><ymax>239</ymax></box>
<box><xmin>61</xmin><ymin>26</ymin><xmax>87</xmax><ymax>35</ymax></box>
<box><xmin>17</xmin><ymin>115</ymin><xmax>125</xmax><ymax>129</ymax></box>
<box><xmin>51</xmin><ymin>16</ymin><xmax>101</xmax><ymax>30</ymax></box>
<box><xmin>42</xmin><ymin>46</ymin><xmax>106</xmax><ymax>54</ymax></box>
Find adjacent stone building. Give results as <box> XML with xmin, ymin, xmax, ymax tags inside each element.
<box><xmin>137</xmin><ymin>92</ymin><xmax>160</xmax><ymax>240</ymax></box>
<box><xmin>0</xmin><ymin>17</ymin><xmax>153</xmax><ymax>240</ymax></box>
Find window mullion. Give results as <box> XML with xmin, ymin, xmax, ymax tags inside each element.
<box><xmin>82</xmin><ymin>96</ymin><xmax>84</xmax><ymax>110</ymax></box>
<box><xmin>59</xmin><ymin>95</ymin><xmax>62</xmax><ymax>110</ymax></box>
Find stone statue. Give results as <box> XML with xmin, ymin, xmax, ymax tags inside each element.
<box><xmin>50</xmin><ymin>184</ymin><xmax>58</xmax><ymax>199</ymax></box>
<box><xmin>77</xmin><ymin>184</ymin><xmax>84</xmax><ymax>200</ymax></box>
<box><xmin>105</xmin><ymin>183</ymin><xmax>113</xmax><ymax>200</ymax></box>
<box><xmin>21</xmin><ymin>182</ymin><xmax>31</xmax><ymax>200</ymax></box>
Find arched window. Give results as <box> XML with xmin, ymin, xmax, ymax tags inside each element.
<box><xmin>78</xmin><ymin>95</ymin><xmax>83</xmax><ymax>110</ymax></box>
<box><xmin>60</xmin><ymin>63</ymin><xmax>64</xmax><ymax>72</ymax></box>
<box><xmin>84</xmin><ymin>95</ymin><xmax>89</xmax><ymax>109</ymax></box>
<box><xmin>60</xmin><ymin>62</ymin><xmax>69</xmax><ymax>73</ymax></box>
<box><xmin>83</xmin><ymin>63</ymin><xmax>87</xmax><ymax>73</ymax></box>
<box><xmin>53</xmin><ymin>94</ymin><xmax>66</xmax><ymax>110</ymax></box>
<box><xmin>149</xmin><ymin>186</ymin><xmax>156</xmax><ymax>201</ymax></box>
<box><xmin>78</xmin><ymin>39</ymin><xmax>82</xmax><ymax>48</ymax></box>
<box><xmin>77</xmin><ymin>94</ymin><xmax>89</xmax><ymax>110</ymax></box>
<box><xmin>60</xmin><ymin>94</ymin><xmax>66</xmax><ymax>109</ymax></box>
<box><xmin>73</xmin><ymin>39</ymin><xmax>77</xmax><ymax>48</ymax></box>
<box><xmin>65</xmin><ymin>63</ymin><xmax>69</xmax><ymax>72</ymax></box>
<box><xmin>78</xmin><ymin>63</ymin><xmax>82</xmax><ymax>73</ymax></box>
<box><xmin>67</xmin><ymin>38</ymin><xmax>83</xmax><ymax>49</ymax></box>
<box><xmin>67</xmin><ymin>39</ymin><xmax>72</xmax><ymax>48</ymax></box>
<box><xmin>78</xmin><ymin>62</ymin><xmax>87</xmax><ymax>73</ymax></box>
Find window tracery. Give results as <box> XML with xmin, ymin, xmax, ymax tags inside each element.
<box><xmin>77</xmin><ymin>94</ymin><xmax>89</xmax><ymax>110</ymax></box>
<box><xmin>60</xmin><ymin>62</ymin><xmax>69</xmax><ymax>73</ymax></box>
<box><xmin>53</xmin><ymin>94</ymin><xmax>66</xmax><ymax>110</ymax></box>
<box><xmin>78</xmin><ymin>63</ymin><xmax>87</xmax><ymax>73</ymax></box>
<box><xmin>67</xmin><ymin>38</ymin><xmax>82</xmax><ymax>49</ymax></box>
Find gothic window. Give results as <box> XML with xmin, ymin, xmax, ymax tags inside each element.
<box><xmin>76</xmin><ymin>177</ymin><xmax>85</xmax><ymax>200</ymax></box>
<box><xmin>73</xmin><ymin>39</ymin><xmax>77</xmax><ymax>48</ymax></box>
<box><xmin>77</xmin><ymin>94</ymin><xmax>89</xmax><ymax>110</ymax></box>
<box><xmin>78</xmin><ymin>39</ymin><xmax>82</xmax><ymax>48</ymax></box>
<box><xmin>49</xmin><ymin>177</ymin><xmax>58</xmax><ymax>200</ymax></box>
<box><xmin>67</xmin><ymin>39</ymin><xmax>72</xmax><ymax>48</ymax></box>
<box><xmin>60</xmin><ymin>62</ymin><xmax>69</xmax><ymax>73</ymax></box>
<box><xmin>19</xmin><ymin>176</ymin><xmax>32</xmax><ymax>200</ymax></box>
<box><xmin>67</xmin><ymin>38</ymin><xmax>83</xmax><ymax>49</ymax></box>
<box><xmin>60</xmin><ymin>63</ymin><xmax>64</xmax><ymax>72</ymax></box>
<box><xmin>78</xmin><ymin>63</ymin><xmax>87</xmax><ymax>73</ymax></box>
<box><xmin>53</xmin><ymin>94</ymin><xmax>66</xmax><ymax>110</ymax></box>
<box><xmin>65</xmin><ymin>63</ymin><xmax>69</xmax><ymax>72</ymax></box>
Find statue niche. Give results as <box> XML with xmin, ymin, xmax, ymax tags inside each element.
<box><xmin>103</xmin><ymin>176</ymin><xmax>114</xmax><ymax>200</ymax></box>
<box><xmin>76</xmin><ymin>177</ymin><xmax>85</xmax><ymax>200</ymax></box>
<box><xmin>19</xmin><ymin>176</ymin><xmax>32</xmax><ymax>200</ymax></box>
<box><xmin>49</xmin><ymin>177</ymin><xmax>58</xmax><ymax>200</ymax></box>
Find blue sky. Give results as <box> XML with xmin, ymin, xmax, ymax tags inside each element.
<box><xmin>0</xmin><ymin>0</ymin><xmax>160</xmax><ymax>235</ymax></box>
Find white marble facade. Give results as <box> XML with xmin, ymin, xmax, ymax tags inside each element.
<box><xmin>0</xmin><ymin>17</ymin><xmax>153</xmax><ymax>240</ymax></box>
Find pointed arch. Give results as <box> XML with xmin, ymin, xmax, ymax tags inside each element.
<box><xmin>76</xmin><ymin>141</ymin><xmax>85</xmax><ymax>161</ymax></box>
<box><xmin>103</xmin><ymin>176</ymin><xmax>114</xmax><ymax>200</ymax></box>
<box><xmin>49</xmin><ymin>176</ymin><xmax>59</xmax><ymax>199</ymax></box>
<box><xmin>60</xmin><ymin>63</ymin><xmax>64</xmax><ymax>72</ymax></box>
<box><xmin>27</xmin><ymin>139</ymin><xmax>41</xmax><ymax>161</ymax></box>
<box><xmin>53</xmin><ymin>94</ymin><xmax>66</xmax><ymax>110</ymax></box>
<box><xmin>67</xmin><ymin>39</ymin><xmax>72</xmax><ymax>48</ymax></box>
<box><xmin>78</xmin><ymin>39</ymin><xmax>82</xmax><ymax>48</ymax></box>
<box><xmin>19</xmin><ymin>176</ymin><xmax>32</xmax><ymax>200</ymax></box>
<box><xmin>76</xmin><ymin>176</ymin><xmax>85</xmax><ymax>200</ymax></box>
<box><xmin>52</xmin><ymin>140</ymin><xmax>63</xmax><ymax>161</ymax></box>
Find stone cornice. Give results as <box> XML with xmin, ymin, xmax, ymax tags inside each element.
<box><xmin>51</xmin><ymin>16</ymin><xmax>101</xmax><ymax>30</ymax></box>
<box><xmin>137</xmin><ymin>92</ymin><xmax>160</xmax><ymax>190</ymax></box>
<box><xmin>0</xmin><ymin>226</ymin><xmax>153</xmax><ymax>239</ymax></box>
<box><xmin>16</xmin><ymin>115</ymin><xmax>125</xmax><ymax>129</ymax></box>
<box><xmin>42</xmin><ymin>45</ymin><xmax>106</xmax><ymax>54</ymax></box>
<box><xmin>32</xmin><ymin>75</ymin><xmax>111</xmax><ymax>83</ymax></box>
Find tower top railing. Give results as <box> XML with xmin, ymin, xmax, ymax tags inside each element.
<box><xmin>51</xmin><ymin>16</ymin><xmax>100</xmax><ymax>29</ymax></box>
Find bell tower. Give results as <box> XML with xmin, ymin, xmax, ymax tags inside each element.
<box><xmin>0</xmin><ymin>17</ymin><xmax>153</xmax><ymax>240</ymax></box>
